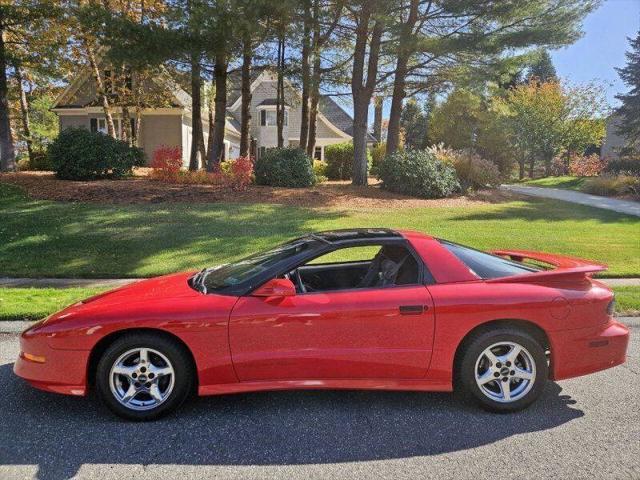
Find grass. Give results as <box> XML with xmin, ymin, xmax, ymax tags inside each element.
<box><xmin>0</xmin><ymin>287</ymin><xmax>107</xmax><ymax>321</ymax></box>
<box><xmin>613</xmin><ymin>286</ymin><xmax>640</xmax><ymax>316</ymax></box>
<box><xmin>1</xmin><ymin>285</ymin><xmax>637</xmax><ymax>321</ymax></box>
<box><xmin>1</xmin><ymin>181</ymin><xmax>639</xmax><ymax>278</ymax></box>
<box><xmin>521</xmin><ymin>176</ymin><xmax>587</xmax><ymax>191</ymax></box>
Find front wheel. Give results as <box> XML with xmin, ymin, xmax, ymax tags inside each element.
<box><xmin>95</xmin><ymin>333</ymin><xmax>194</xmax><ymax>421</ymax></box>
<box><xmin>457</xmin><ymin>328</ymin><xmax>548</xmax><ymax>412</ymax></box>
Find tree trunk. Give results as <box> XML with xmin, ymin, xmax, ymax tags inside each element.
<box><xmin>207</xmin><ymin>78</ymin><xmax>214</xmax><ymax>159</ymax></box>
<box><xmin>84</xmin><ymin>39</ymin><xmax>116</xmax><ymax>138</ymax></box>
<box><xmin>386</xmin><ymin>0</ymin><xmax>419</xmax><ymax>155</ymax></box>
<box><xmin>15</xmin><ymin>64</ymin><xmax>33</xmax><ymax>161</ymax></box>
<box><xmin>134</xmin><ymin>107</ymin><xmax>142</xmax><ymax>147</ymax></box>
<box><xmin>239</xmin><ymin>39</ymin><xmax>252</xmax><ymax>157</ymax></box>
<box><xmin>518</xmin><ymin>158</ymin><xmax>525</xmax><ymax>180</ymax></box>
<box><xmin>373</xmin><ymin>96</ymin><xmax>383</xmax><ymax>145</ymax></box>
<box><xmin>189</xmin><ymin>54</ymin><xmax>204</xmax><ymax>171</ymax></box>
<box><xmin>528</xmin><ymin>156</ymin><xmax>535</xmax><ymax>178</ymax></box>
<box><xmin>386</xmin><ymin>55</ymin><xmax>409</xmax><ymax>155</ymax></box>
<box><xmin>306</xmin><ymin>55</ymin><xmax>321</xmax><ymax>157</ymax></box>
<box><xmin>299</xmin><ymin>0</ymin><xmax>311</xmax><ymax>150</ymax></box>
<box><xmin>208</xmin><ymin>52</ymin><xmax>228</xmax><ymax>171</ymax></box>
<box><xmin>351</xmin><ymin>5</ymin><xmax>383</xmax><ymax>186</ymax></box>
<box><xmin>276</xmin><ymin>36</ymin><xmax>285</xmax><ymax>148</ymax></box>
<box><xmin>0</xmin><ymin>27</ymin><xmax>15</xmax><ymax>171</ymax></box>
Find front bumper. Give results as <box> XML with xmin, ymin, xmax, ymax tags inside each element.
<box><xmin>13</xmin><ymin>325</ymin><xmax>89</xmax><ymax>396</ymax></box>
<box><xmin>551</xmin><ymin>318</ymin><xmax>630</xmax><ymax>381</ymax></box>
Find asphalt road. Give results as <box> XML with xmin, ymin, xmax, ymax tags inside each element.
<box><xmin>1</xmin><ymin>320</ymin><xmax>638</xmax><ymax>480</ymax></box>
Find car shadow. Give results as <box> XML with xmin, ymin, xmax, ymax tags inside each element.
<box><xmin>0</xmin><ymin>363</ymin><xmax>583</xmax><ymax>480</ymax></box>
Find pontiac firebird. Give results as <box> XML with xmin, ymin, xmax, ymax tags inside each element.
<box><xmin>14</xmin><ymin>229</ymin><xmax>629</xmax><ymax>420</ymax></box>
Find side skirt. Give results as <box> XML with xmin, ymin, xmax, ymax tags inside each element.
<box><xmin>198</xmin><ymin>378</ymin><xmax>453</xmax><ymax>396</ymax></box>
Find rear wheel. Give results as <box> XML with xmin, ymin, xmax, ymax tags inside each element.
<box><xmin>95</xmin><ymin>333</ymin><xmax>194</xmax><ymax>421</ymax></box>
<box><xmin>457</xmin><ymin>328</ymin><xmax>548</xmax><ymax>412</ymax></box>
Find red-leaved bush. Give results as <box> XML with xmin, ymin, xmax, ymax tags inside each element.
<box><xmin>228</xmin><ymin>156</ymin><xmax>254</xmax><ymax>191</ymax></box>
<box><xmin>150</xmin><ymin>147</ymin><xmax>254</xmax><ymax>190</ymax></box>
<box><xmin>150</xmin><ymin>145</ymin><xmax>182</xmax><ymax>181</ymax></box>
<box><xmin>568</xmin><ymin>153</ymin><xmax>606</xmax><ymax>177</ymax></box>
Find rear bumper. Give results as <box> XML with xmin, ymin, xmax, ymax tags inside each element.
<box><xmin>13</xmin><ymin>326</ymin><xmax>89</xmax><ymax>396</ymax></box>
<box><xmin>551</xmin><ymin>318</ymin><xmax>629</xmax><ymax>381</ymax></box>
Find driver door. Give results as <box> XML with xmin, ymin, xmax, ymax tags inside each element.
<box><xmin>228</xmin><ymin>243</ymin><xmax>435</xmax><ymax>381</ymax></box>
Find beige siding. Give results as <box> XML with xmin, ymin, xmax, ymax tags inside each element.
<box><xmin>59</xmin><ymin>115</ymin><xmax>89</xmax><ymax>130</ymax></box>
<box><xmin>140</xmin><ymin>115</ymin><xmax>183</xmax><ymax>165</ymax></box>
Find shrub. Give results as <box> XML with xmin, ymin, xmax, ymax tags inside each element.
<box><xmin>324</xmin><ymin>142</ymin><xmax>371</xmax><ymax>180</ymax></box>
<box><xmin>427</xmin><ymin>145</ymin><xmax>500</xmax><ymax>192</ymax></box>
<box><xmin>369</xmin><ymin>142</ymin><xmax>386</xmax><ymax>175</ymax></box>
<box><xmin>48</xmin><ymin>128</ymin><xmax>144</xmax><ymax>180</ymax></box>
<box><xmin>150</xmin><ymin>145</ymin><xmax>183</xmax><ymax>181</ymax></box>
<box><xmin>29</xmin><ymin>150</ymin><xmax>53</xmax><ymax>171</ymax></box>
<box><xmin>254</xmin><ymin>147</ymin><xmax>315</xmax><ymax>187</ymax></box>
<box><xmin>379</xmin><ymin>149</ymin><xmax>460</xmax><ymax>198</ymax></box>
<box><xmin>15</xmin><ymin>150</ymin><xmax>53</xmax><ymax>171</ymax></box>
<box><xmin>313</xmin><ymin>160</ymin><xmax>328</xmax><ymax>183</ymax></box>
<box><xmin>227</xmin><ymin>156</ymin><xmax>254</xmax><ymax>191</ymax></box>
<box><xmin>582</xmin><ymin>174</ymin><xmax>640</xmax><ymax>197</ymax></box>
<box><xmin>568</xmin><ymin>153</ymin><xmax>606</xmax><ymax>177</ymax></box>
<box><xmin>16</xmin><ymin>158</ymin><xmax>31</xmax><ymax>171</ymax></box>
<box><xmin>604</xmin><ymin>156</ymin><xmax>640</xmax><ymax>176</ymax></box>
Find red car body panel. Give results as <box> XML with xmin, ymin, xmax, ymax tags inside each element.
<box><xmin>14</xmin><ymin>230</ymin><xmax>629</xmax><ymax>398</ymax></box>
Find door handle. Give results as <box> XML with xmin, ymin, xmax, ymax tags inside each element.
<box><xmin>399</xmin><ymin>305</ymin><xmax>426</xmax><ymax>315</ymax></box>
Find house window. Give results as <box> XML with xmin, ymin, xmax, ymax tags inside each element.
<box><xmin>103</xmin><ymin>69</ymin><xmax>132</xmax><ymax>94</ymax></box>
<box><xmin>314</xmin><ymin>146</ymin><xmax>323</xmax><ymax>161</ymax></box>
<box><xmin>259</xmin><ymin>109</ymin><xmax>288</xmax><ymax>127</ymax></box>
<box><xmin>97</xmin><ymin>118</ymin><xmax>122</xmax><ymax>138</ymax></box>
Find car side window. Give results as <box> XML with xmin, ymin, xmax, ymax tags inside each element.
<box><xmin>291</xmin><ymin>243</ymin><xmax>420</xmax><ymax>293</ymax></box>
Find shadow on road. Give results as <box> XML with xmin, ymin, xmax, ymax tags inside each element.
<box><xmin>0</xmin><ymin>363</ymin><xmax>583</xmax><ymax>480</ymax></box>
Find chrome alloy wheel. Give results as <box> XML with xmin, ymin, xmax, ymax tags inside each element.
<box><xmin>474</xmin><ymin>341</ymin><xmax>536</xmax><ymax>403</ymax></box>
<box><xmin>109</xmin><ymin>347</ymin><xmax>175</xmax><ymax>411</ymax></box>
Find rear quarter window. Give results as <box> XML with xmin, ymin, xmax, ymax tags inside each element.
<box><xmin>440</xmin><ymin>240</ymin><xmax>539</xmax><ymax>279</ymax></box>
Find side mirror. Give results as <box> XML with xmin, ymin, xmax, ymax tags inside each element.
<box><xmin>251</xmin><ymin>278</ymin><xmax>297</xmax><ymax>297</ymax></box>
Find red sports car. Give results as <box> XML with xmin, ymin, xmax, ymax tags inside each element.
<box><xmin>15</xmin><ymin>229</ymin><xmax>629</xmax><ymax>420</ymax></box>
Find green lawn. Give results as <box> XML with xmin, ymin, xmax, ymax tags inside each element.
<box><xmin>0</xmin><ymin>287</ymin><xmax>107</xmax><ymax>321</ymax></box>
<box><xmin>1</xmin><ymin>181</ymin><xmax>639</xmax><ymax>278</ymax></box>
<box><xmin>613</xmin><ymin>286</ymin><xmax>640</xmax><ymax>316</ymax></box>
<box><xmin>1</xmin><ymin>285</ymin><xmax>637</xmax><ymax>321</ymax></box>
<box><xmin>522</xmin><ymin>176</ymin><xmax>587</xmax><ymax>191</ymax></box>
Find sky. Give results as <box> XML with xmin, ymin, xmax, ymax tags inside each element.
<box><xmin>550</xmin><ymin>0</ymin><xmax>640</xmax><ymax>107</ymax></box>
<box><xmin>361</xmin><ymin>0</ymin><xmax>639</xmax><ymax>121</ymax></box>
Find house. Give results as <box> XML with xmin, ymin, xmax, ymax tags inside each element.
<box><xmin>601</xmin><ymin>114</ymin><xmax>626</xmax><ymax>160</ymax></box>
<box><xmin>53</xmin><ymin>65</ymin><xmax>365</xmax><ymax>167</ymax></box>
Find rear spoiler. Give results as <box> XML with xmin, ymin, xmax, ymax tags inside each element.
<box><xmin>486</xmin><ymin>249</ymin><xmax>607</xmax><ymax>283</ymax></box>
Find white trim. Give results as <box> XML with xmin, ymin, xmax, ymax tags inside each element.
<box><xmin>229</xmin><ymin>70</ymin><xmax>272</xmax><ymax>111</ymax></box>
<box><xmin>53</xmin><ymin>107</ymin><xmax>185</xmax><ymax>115</ymax></box>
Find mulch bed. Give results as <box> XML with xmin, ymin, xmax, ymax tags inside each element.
<box><xmin>1</xmin><ymin>171</ymin><xmax>519</xmax><ymax>209</ymax></box>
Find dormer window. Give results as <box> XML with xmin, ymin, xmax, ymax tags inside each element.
<box><xmin>259</xmin><ymin>107</ymin><xmax>288</xmax><ymax>127</ymax></box>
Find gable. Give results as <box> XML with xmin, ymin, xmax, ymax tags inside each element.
<box><xmin>54</xmin><ymin>59</ymin><xmax>189</xmax><ymax>109</ymax></box>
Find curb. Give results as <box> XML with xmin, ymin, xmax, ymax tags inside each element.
<box><xmin>2</xmin><ymin>317</ymin><xmax>638</xmax><ymax>334</ymax></box>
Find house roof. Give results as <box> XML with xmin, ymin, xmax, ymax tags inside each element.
<box><xmin>257</xmin><ymin>98</ymin><xmax>291</xmax><ymax>107</ymax></box>
<box><xmin>319</xmin><ymin>95</ymin><xmax>376</xmax><ymax>142</ymax></box>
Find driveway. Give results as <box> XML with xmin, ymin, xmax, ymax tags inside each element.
<box><xmin>501</xmin><ymin>184</ymin><xmax>640</xmax><ymax>217</ymax></box>
<box><xmin>0</xmin><ymin>320</ymin><xmax>639</xmax><ymax>480</ymax></box>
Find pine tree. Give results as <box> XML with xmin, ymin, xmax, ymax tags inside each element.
<box><xmin>615</xmin><ymin>30</ymin><xmax>640</xmax><ymax>154</ymax></box>
<box><xmin>528</xmin><ymin>50</ymin><xmax>558</xmax><ymax>83</ymax></box>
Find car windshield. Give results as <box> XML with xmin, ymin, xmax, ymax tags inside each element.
<box><xmin>440</xmin><ymin>240</ymin><xmax>540</xmax><ymax>279</ymax></box>
<box><xmin>193</xmin><ymin>237</ymin><xmax>325</xmax><ymax>293</ymax></box>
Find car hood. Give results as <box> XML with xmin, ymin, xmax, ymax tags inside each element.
<box><xmin>77</xmin><ymin>272</ymin><xmax>201</xmax><ymax>308</ymax></box>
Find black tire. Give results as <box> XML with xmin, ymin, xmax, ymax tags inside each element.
<box><xmin>95</xmin><ymin>332</ymin><xmax>195</xmax><ymax>421</ymax></box>
<box><xmin>456</xmin><ymin>327</ymin><xmax>548</xmax><ymax>412</ymax></box>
